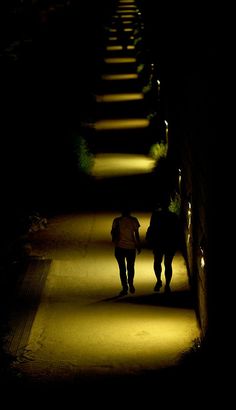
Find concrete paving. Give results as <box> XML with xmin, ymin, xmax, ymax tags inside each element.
<box><xmin>4</xmin><ymin>205</ymin><xmax>200</xmax><ymax>397</ymax></box>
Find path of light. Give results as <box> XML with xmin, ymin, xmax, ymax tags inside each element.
<box><xmin>95</xmin><ymin>93</ymin><xmax>143</xmax><ymax>103</ymax></box>
<box><xmin>102</xmin><ymin>73</ymin><xmax>138</xmax><ymax>80</ymax></box>
<box><xmin>90</xmin><ymin>153</ymin><xmax>155</xmax><ymax>178</ymax></box>
<box><xmin>106</xmin><ymin>45</ymin><xmax>123</xmax><ymax>51</ymax></box>
<box><xmin>119</xmin><ymin>0</ymin><xmax>135</xmax><ymax>3</ymax></box>
<box><xmin>12</xmin><ymin>208</ymin><xmax>199</xmax><ymax>380</ymax></box>
<box><xmin>104</xmin><ymin>57</ymin><xmax>136</xmax><ymax>64</ymax></box>
<box><xmin>94</xmin><ymin>118</ymin><xmax>149</xmax><ymax>130</ymax></box>
<box><xmin>108</xmin><ymin>36</ymin><xmax>118</xmax><ymax>41</ymax></box>
<box><xmin>116</xmin><ymin>13</ymin><xmax>136</xmax><ymax>17</ymax></box>
<box><xmin>116</xmin><ymin>9</ymin><xmax>137</xmax><ymax>12</ymax></box>
<box><xmin>124</xmin><ymin>28</ymin><xmax>133</xmax><ymax>32</ymax></box>
<box><xmin>117</xmin><ymin>5</ymin><xmax>136</xmax><ymax>8</ymax></box>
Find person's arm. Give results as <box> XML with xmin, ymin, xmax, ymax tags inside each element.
<box><xmin>134</xmin><ymin>228</ymin><xmax>141</xmax><ymax>253</ymax></box>
<box><xmin>111</xmin><ymin>219</ymin><xmax>119</xmax><ymax>243</ymax></box>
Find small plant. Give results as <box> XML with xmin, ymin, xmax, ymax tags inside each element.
<box><xmin>147</xmin><ymin>111</ymin><xmax>157</xmax><ymax>120</ymax></box>
<box><xmin>73</xmin><ymin>134</ymin><xmax>94</xmax><ymax>175</ymax></box>
<box><xmin>142</xmin><ymin>81</ymin><xmax>152</xmax><ymax>94</ymax></box>
<box><xmin>149</xmin><ymin>141</ymin><xmax>168</xmax><ymax>162</ymax></box>
<box><xmin>137</xmin><ymin>63</ymin><xmax>144</xmax><ymax>73</ymax></box>
<box><xmin>134</xmin><ymin>36</ymin><xmax>142</xmax><ymax>46</ymax></box>
<box><xmin>169</xmin><ymin>192</ymin><xmax>181</xmax><ymax>215</ymax></box>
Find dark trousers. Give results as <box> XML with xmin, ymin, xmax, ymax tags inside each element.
<box><xmin>115</xmin><ymin>247</ymin><xmax>136</xmax><ymax>290</ymax></box>
<box><xmin>153</xmin><ymin>248</ymin><xmax>175</xmax><ymax>286</ymax></box>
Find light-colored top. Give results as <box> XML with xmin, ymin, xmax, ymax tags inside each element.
<box><xmin>111</xmin><ymin>215</ymin><xmax>140</xmax><ymax>250</ymax></box>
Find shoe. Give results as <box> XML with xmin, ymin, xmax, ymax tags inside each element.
<box><xmin>164</xmin><ymin>285</ymin><xmax>171</xmax><ymax>293</ymax></box>
<box><xmin>119</xmin><ymin>289</ymin><xmax>128</xmax><ymax>296</ymax></box>
<box><xmin>129</xmin><ymin>285</ymin><xmax>135</xmax><ymax>294</ymax></box>
<box><xmin>154</xmin><ymin>280</ymin><xmax>162</xmax><ymax>292</ymax></box>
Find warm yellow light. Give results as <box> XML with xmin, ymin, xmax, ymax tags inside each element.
<box><xmin>101</xmin><ymin>73</ymin><xmax>138</xmax><ymax>80</ymax></box>
<box><xmin>117</xmin><ymin>9</ymin><xmax>136</xmax><ymax>13</ymax></box>
<box><xmin>108</xmin><ymin>37</ymin><xmax>118</xmax><ymax>41</ymax></box>
<box><xmin>178</xmin><ymin>168</ymin><xmax>182</xmax><ymax>188</ymax></box>
<box><xmin>94</xmin><ymin>118</ymin><xmax>150</xmax><ymax>130</ymax></box>
<box><xmin>200</xmin><ymin>246</ymin><xmax>205</xmax><ymax>269</ymax></box>
<box><xmin>91</xmin><ymin>153</ymin><xmax>156</xmax><ymax>178</ymax></box>
<box><xmin>124</xmin><ymin>28</ymin><xmax>133</xmax><ymax>32</ymax></box>
<box><xmin>120</xmin><ymin>14</ymin><xmax>136</xmax><ymax>18</ymax></box>
<box><xmin>109</xmin><ymin>28</ymin><xmax>117</xmax><ymax>32</ymax></box>
<box><xmin>200</xmin><ymin>256</ymin><xmax>205</xmax><ymax>269</ymax></box>
<box><xmin>122</xmin><ymin>20</ymin><xmax>133</xmax><ymax>24</ymax></box>
<box><xmin>104</xmin><ymin>57</ymin><xmax>136</xmax><ymax>63</ymax></box>
<box><xmin>106</xmin><ymin>45</ymin><xmax>123</xmax><ymax>51</ymax></box>
<box><xmin>117</xmin><ymin>5</ymin><xmax>136</xmax><ymax>8</ymax></box>
<box><xmin>96</xmin><ymin>93</ymin><xmax>144</xmax><ymax>103</ymax></box>
<box><xmin>127</xmin><ymin>45</ymin><xmax>135</xmax><ymax>50</ymax></box>
<box><xmin>187</xmin><ymin>202</ymin><xmax>192</xmax><ymax>229</ymax></box>
<box><xmin>9</xmin><ymin>226</ymin><xmax>199</xmax><ymax>381</ymax></box>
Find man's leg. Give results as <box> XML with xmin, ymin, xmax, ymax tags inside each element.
<box><xmin>126</xmin><ymin>249</ymin><xmax>136</xmax><ymax>293</ymax></box>
<box><xmin>115</xmin><ymin>248</ymin><xmax>128</xmax><ymax>294</ymax></box>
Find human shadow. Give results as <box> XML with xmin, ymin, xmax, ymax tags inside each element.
<box><xmin>100</xmin><ymin>289</ymin><xmax>195</xmax><ymax>309</ymax></box>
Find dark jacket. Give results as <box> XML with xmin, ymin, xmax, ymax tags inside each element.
<box><xmin>146</xmin><ymin>208</ymin><xmax>179</xmax><ymax>252</ymax></box>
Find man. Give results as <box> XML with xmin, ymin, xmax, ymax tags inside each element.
<box><xmin>146</xmin><ymin>199</ymin><xmax>179</xmax><ymax>293</ymax></box>
<box><xmin>111</xmin><ymin>207</ymin><xmax>141</xmax><ymax>296</ymax></box>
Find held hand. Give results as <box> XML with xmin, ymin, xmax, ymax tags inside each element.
<box><xmin>137</xmin><ymin>247</ymin><xmax>141</xmax><ymax>254</ymax></box>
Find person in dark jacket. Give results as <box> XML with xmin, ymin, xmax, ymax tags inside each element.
<box><xmin>146</xmin><ymin>199</ymin><xmax>179</xmax><ymax>293</ymax></box>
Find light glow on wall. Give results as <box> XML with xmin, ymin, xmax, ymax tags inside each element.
<box><xmin>104</xmin><ymin>57</ymin><xmax>136</xmax><ymax>64</ymax></box>
<box><xmin>106</xmin><ymin>45</ymin><xmax>123</xmax><ymax>51</ymax></box>
<box><xmin>102</xmin><ymin>73</ymin><xmax>138</xmax><ymax>80</ymax></box>
<box><xmin>200</xmin><ymin>246</ymin><xmax>205</xmax><ymax>269</ymax></box>
<box><xmin>187</xmin><ymin>202</ymin><xmax>192</xmax><ymax>229</ymax></box>
<box><xmin>91</xmin><ymin>153</ymin><xmax>155</xmax><ymax>178</ymax></box>
<box><xmin>94</xmin><ymin>118</ymin><xmax>150</xmax><ymax>130</ymax></box>
<box><xmin>96</xmin><ymin>93</ymin><xmax>144</xmax><ymax>102</ymax></box>
<box><xmin>102</xmin><ymin>73</ymin><xmax>138</xmax><ymax>81</ymax></box>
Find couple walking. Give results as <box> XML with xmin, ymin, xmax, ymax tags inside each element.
<box><xmin>111</xmin><ymin>199</ymin><xmax>179</xmax><ymax>296</ymax></box>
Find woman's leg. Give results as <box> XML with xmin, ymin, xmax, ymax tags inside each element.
<box><xmin>153</xmin><ymin>250</ymin><xmax>163</xmax><ymax>290</ymax></box>
<box><xmin>164</xmin><ymin>251</ymin><xmax>175</xmax><ymax>291</ymax></box>
<box><xmin>126</xmin><ymin>249</ymin><xmax>136</xmax><ymax>292</ymax></box>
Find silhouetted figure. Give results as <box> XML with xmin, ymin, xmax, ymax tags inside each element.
<box><xmin>146</xmin><ymin>199</ymin><xmax>179</xmax><ymax>293</ymax></box>
<box><xmin>111</xmin><ymin>207</ymin><xmax>141</xmax><ymax>296</ymax></box>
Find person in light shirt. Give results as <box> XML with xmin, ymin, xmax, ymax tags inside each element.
<box><xmin>111</xmin><ymin>206</ymin><xmax>141</xmax><ymax>296</ymax></box>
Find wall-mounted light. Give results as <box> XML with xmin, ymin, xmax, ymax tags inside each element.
<box><xmin>200</xmin><ymin>246</ymin><xmax>205</xmax><ymax>269</ymax></box>
<box><xmin>187</xmin><ymin>201</ymin><xmax>192</xmax><ymax>229</ymax></box>
<box><xmin>164</xmin><ymin>120</ymin><xmax>168</xmax><ymax>143</ymax></box>
<box><xmin>178</xmin><ymin>168</ymin><xmax>182</xmax><ymax>190</ymax></box>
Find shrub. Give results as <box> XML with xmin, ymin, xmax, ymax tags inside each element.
<box><xmin>149</xmin><ymin>141</ymin><xmax>168</xmax><ymax>162</ymax></box>
<box><xmin>169</xmin><ymin>192</ymin><xmax>181</xmax><ymax>215</ymax></box>
<box><xmin>73</xmin><ymin>134</ymin><xmax>94</xmax><ymax>175</ymax></box>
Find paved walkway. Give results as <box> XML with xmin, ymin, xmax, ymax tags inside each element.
<box><xmin>4</xmin><ymin>206</ymin><xmax>200</xmax><ymax>397</ymax></box>
<box><xmin>2</xmin><ymin>1</ymin><xmax>202</xmax><ymax>403</ymax></box>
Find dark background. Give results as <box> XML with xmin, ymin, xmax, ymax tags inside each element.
<box><xmin>0</xmin><ymin>0</ymin><xmax>218</xmax><ymax>221</ymax></box>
